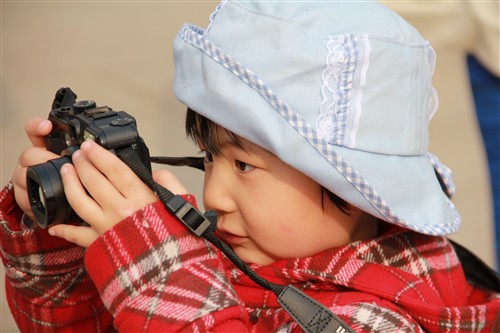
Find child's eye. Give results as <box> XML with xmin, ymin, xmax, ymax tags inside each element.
<box><xmin>235</xmin><ymin>160</ymin><xmax>254</xmax><ymax>173</ymax></box>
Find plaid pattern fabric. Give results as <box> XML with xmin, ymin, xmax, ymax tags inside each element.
<box><xmin>84</xmin><ymin>199</ymin><xmax>244</xmax><ymax>332</ymax></box>
<box><xmin>0</xmin><ymin>182</ymin><xmax>113</xmax><ymax>333</ymax></box>
<box><xmin>2</xmin><ymin>183</ymin><xmax>499</xmax><ymax>332</ymax></box>
<box><xmin>236</xmin><ymin>227</ymin><xmax>500</xmax><ymax>332</ymax></box>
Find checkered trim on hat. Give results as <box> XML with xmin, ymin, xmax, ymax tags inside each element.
<box><xmin>427</xmin><ymin>153</ymin><xmax>456</xmax><ymax>198</ymax></box>
<box><xmin>178</xmin><ymin>24</ymin><xmax>457</xmax><ymax>236</ymax></box>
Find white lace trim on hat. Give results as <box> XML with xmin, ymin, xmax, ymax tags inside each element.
<box><xmin>316</xmin><ymin>35</ymin><xmax>370</xmax><ymax>149</ymax></box>
<box><xmin>316</xmin><ymin>36</ymin><xmax>356</xmax><ymax>145</ymax></box>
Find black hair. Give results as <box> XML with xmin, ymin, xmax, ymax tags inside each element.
<box><xmin>185</xmin><ymin>108</ymin><xmax>351</xmax><ymax>214</ymax></box>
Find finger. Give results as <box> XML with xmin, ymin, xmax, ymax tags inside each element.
<box><xmin>69</xmin><ymin>148</ymin><xmax>153</xmax><ymax>229</ymax></box>
<box><xmin>12</xmin><ymin>147</ymin><xmax>61</xmax><ymax>218</ymax></box>
<box><xmin>153</xmin><ymin>169</ymin><xmax>188</xmax><ymax>194</ymax></box>
<box><xmin>73</xmin><ymin>147</ymin><xmax>142</xmax><ymax>217</ymax></box>
<box><xmin>13</xmin><ymin>184</ymin><xmax>35</xmax><ymax>222</ymax></box>
<box><xmin>49</xmin><ymin>224</ymin><xmax>100</xmax><ymax>248</ymax></box>
<box><xmin>60</xmin><ymin>162</ymin><xmax>104</xmax><ymax>225</ymax></box>
<box><xmin>70</xmin><ymin>149</ymin><xmax>124</xmax><ymax>205</ymax></box>
<box><xmin>16</xmin><ymin>146</ymin><xmax>59</xmax><ymax>171</ymax></box>
<box><xmin>25</xmin><ymin>117</ymin><xmax>52</xmax><ymax>147</ymax></box>
<box><xmin>13</xmin><ymin>143</ymin><xmax>60</xmax><ymax>192</ymax></box>
<box><xmin>79</xmin><ymin>141</ymin><xmax>156</xmax><ymax>201</ymax></box>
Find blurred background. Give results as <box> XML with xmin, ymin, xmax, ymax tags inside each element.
<box><xmin>1</xmin><ymin>1</ymin><xmax>498</xmax><ymax>332</ymax></box>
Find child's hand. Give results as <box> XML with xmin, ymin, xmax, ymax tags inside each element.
<box><xmin>13</xmin><ymin>117</ymin><xmax>58</xmax><ymax>221</ymax></box>
<box><xmin>48</xmin><ymin>140</ymin><xmax>188</xmax><ymax>247</ymax></box>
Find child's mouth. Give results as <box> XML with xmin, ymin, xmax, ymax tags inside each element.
<box><xmin>216</xmin><ymin>230</ymin><xmax>248</xmax><ymax>246</ymax></box>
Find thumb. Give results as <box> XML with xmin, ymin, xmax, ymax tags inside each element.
<box><xmin>153</xmin><ymin>169</ymin><xmax>188</xmax><ymax>195</ymax></box>
<box><xmin>25</xmin><ymin>117</ymin><xmax>52</xmax><ymax>147</ymax></box>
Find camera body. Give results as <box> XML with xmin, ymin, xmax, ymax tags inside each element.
<box><xmin>27</xmin><ymin>88</ymin><xmax>151</xmax><ymax>228</ymax></box>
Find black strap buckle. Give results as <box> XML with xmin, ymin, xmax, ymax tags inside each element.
<box><xmin>165</xmin><ymin>195</ymin><xmax>213</xmax><ymax>237</ymax></box>
<box><xmin>278</xmin><ymin>285</ymin><xmax>354</xmax><ymax>333</ymax></box>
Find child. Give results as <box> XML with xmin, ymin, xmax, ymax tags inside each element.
<box><xmin>1</xmin><ymin>1</ymin><xmax>499</xmax><ymax>332</ymax></box>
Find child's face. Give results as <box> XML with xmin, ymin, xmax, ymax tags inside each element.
<box><xmin>201</xmin><ymin>131</ymin><xmax>377</xmax><ymax>265</ymax></box>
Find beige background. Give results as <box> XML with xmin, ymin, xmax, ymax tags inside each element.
<box><xmin>1</xmin><ymin>2</ymin><xmax>497</xmax><ymax>332</ymax></box>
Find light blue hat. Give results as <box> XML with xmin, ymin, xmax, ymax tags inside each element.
<box><xmin>173</xmin><ymin>0</ymin><xmax>461</xmax><ymax>235</ymax></box>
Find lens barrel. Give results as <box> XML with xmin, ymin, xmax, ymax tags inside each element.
<box><xmin>26</xmin><ymin>156</ymin><xmax>73</xmax><ymax>228</ymax></box>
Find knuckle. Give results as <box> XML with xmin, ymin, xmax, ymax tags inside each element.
<box><xmin>116</xmin><ymin>201</ymin><xmax>138</xmax><ymax>218</ymax></box>
<box><xmin>18</xmin><ymin>148</ymin><xmax>33</xmax><ymax>166</ymax></box>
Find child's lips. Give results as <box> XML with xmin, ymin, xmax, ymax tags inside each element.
<box><xmin>216</xmin><ymin>230</ymin><xmax>248</xmax><ymax>246</ymax></box>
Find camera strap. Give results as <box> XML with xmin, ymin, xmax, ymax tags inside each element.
<box><xmin>118</xmin><ymin>147</ymin><xmax>354</xmax><ymax>333</ymax></box>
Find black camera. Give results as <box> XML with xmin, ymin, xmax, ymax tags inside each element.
<box><xmin>26</xmin><ymin>87</ymin><xmax>151</xmax><ymax>229</ymax></box>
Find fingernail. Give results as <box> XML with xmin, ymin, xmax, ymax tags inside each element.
<box><xmin>48</xmin><ymin>228</ymin><xmax>57</xmax><ymax>236</ymax></box>
<box><xmin>80</xmin><ymin>140</ymin><xmax>92</xmax><ymax>151</ymax></box>
<box><xmin>60</xmin><ymin>163</ymin><xmax>70</xmax><ymax>175</ymax></box>
<box><xmin>38</xmin><ymin>120</ymin><xmax>50</xmax><ymax>131</ymax></box>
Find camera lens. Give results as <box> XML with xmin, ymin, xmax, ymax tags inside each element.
<box><xmin>26</xmin><ymin>156</ymin><xmax>73</xmax><ymax>228</ymax></box>
<box><xmin>36</xmin><ymin>186</ymin><xmax>47</xmax><ymax>213</ymax></box>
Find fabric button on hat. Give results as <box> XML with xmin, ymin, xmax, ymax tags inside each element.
<box><xmin>173</xmin><ymin>0</ymin><xmax>461</xmax><ymax>236</ymax></box>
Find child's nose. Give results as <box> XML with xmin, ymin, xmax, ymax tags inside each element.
<box><xmin>202</xmin><ymin>164</ymin><xmax>236</xmax><ymax>214</ymax></box>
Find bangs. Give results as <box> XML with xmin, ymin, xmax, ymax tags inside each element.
<box><xmin>185</xmin><ymin>108</ymin><xmax>248</xmax><ymax>156</ymax></box>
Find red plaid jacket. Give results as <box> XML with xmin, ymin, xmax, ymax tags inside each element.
<box><xmin>1</xmin><ymin>182</ymin><xmax>499</xmax><ymax>332</ymax></box>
